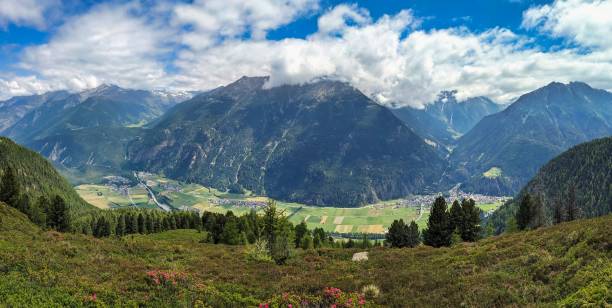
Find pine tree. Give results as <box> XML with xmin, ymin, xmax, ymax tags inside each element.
<box><xmin>566</xmin><ymin>185</ymin><xmax>579</xmax><ymax>221</ymax></box>
<box><xmin>553</xmin><ymin>197</ymin><xmax>565</xmax><ymax>224</ymax></box>
<box><xmin>516</xmin><ymin>193</ymin><xmax>532</xmax><ymax>230</ymax></box>
<box><xmin>49</xmin><ymin>195</ymin><xmax>70</xmax><ymax>232</ymax></box>
<box><xmin>423</xmin><ymin>196</ymin><xmax>451</xmax><ymax>247</ymax></box>
<box><xmin>529</xmin><ymin>196</ymin><xmax>546</xmax><ymax>229</ymax></box>
<box><xmin>221</xmin><ymin>217</ymin><xmax>241</xmax><ymax>245</ymax></box>
<box><xmin>138</xmin><ymin>213</ymin><xmax>146</xmax><ymax>234</ymax></box>
<box><xmin>459</xmin><ymin>198</ymin><xmax>481</xmax><ymax>242</ymax></box>
<box><xmin>30</xmin><ymin>200</ymin><xmax>47</xmax><ymax>227</ymax></box>
<box><xmin>0</xmin><ymin>167</ymin><xmax>19</xmax><ymax>207</ymax></box>
<box><xmin>116</xmin><ymin>214</ymin><xmax>126</xmax><ymax>236</ymax></box>
<box><xmin>294</xmin><ymin>221</ymin><xmax>308</xmax><ymax>248</ymax></box>
<box><xmin>449</xmin><ymin>200</ymin><xmax>463</xmax><ymax>233</ymax></box>
<box><xmin>386</xmin><ymin>219</ymin><xmax>408</xmax><ymax>248</ymax></box>
<box><xmin>406</xmin><ymin>221</ymin><xmax>421</xmax><ymax>248</ymax></box>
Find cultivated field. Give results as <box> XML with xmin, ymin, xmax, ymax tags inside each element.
<box><xmin>76</xmin><ymin>174</ymin><xmax>503</xmax><ymax>234</ymax></box>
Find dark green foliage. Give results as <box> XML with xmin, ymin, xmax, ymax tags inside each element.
<box><xmin>565</xmin><ymin>185</ymin><xmax>579</xmax><ymax>221</ymax></box>
<box><xmin>423</xmin><ymin>196</ymin><xmax>451</xmax><ymax>247</ymax></box>
<box><xmin>516</xmin><ymin>193</ymin><xmax>532</xmax><ymax>230</ymax></box>
<box><xmin>0</xmin><ymin>201</ymin><xmax>610</xmax><ymax>307</ymax></box>
<box><xmin>406</xmin><ymin>221</ymin><xmax>420</xmax><ymax>247</ymax></box>
<box><xmin>459</xmin><ymin>199</ymin><xmax>481</xmax><ymax>242</ymax></box>
<box><xmin>0</xmin><ymin>137</ymin><xmax>93</xmax><ymax>227</ymax></box>
<box><xmin>0</xmin><ymin>167</ymin><xmax>18</xmax><ymax>206</ymax></box>
<box><xmin>128</xmin><ymin>77</ymin><xmax>445</xmax><ymax>206</ymax></box>
<box><xmin>294</xmin><ymin>221</ymin><xmax>308</xmax><ymax>248</ymax></box>
<box><xmin>48</xmin><ymin>196</ymin><xmax>70</xmax><ymax>232</ymax></box>
<box><xmin>386</xmin><ymin>219</ymin><xmax>420</xmax><ymax>248</ymax></box>
<box><xmin>449</xmin><ymin>200</ymin><xmax>463</xmax><ymax>233</ymax></box>
<box><xmin>529</xmin><ymin>196</ymin><xmax>547</xmax><ymax>229</ymax></box>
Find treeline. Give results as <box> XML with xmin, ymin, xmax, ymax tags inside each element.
<box><xmin>0</xmin><ymin>166</ymin><xmax>72</xmax><ymax>231</ymax></box>
<box><xmin>83</xmin><ymin>209</ymin><xmax>201</xmax><ymax>238</ymax></box>
<box><xmin>200</xmin><ymin>202</ymin><xmax>355</xmax><ymax>264</ymax></box>
<box><xmin>513</xmin><ymin>189</ymin><xmax>581</xmax><ymax>232</ymax></box>
<box><xmin>386</xmin><ymin>197</ymin><xmax>481</xmax><ymax>248</ymax></box>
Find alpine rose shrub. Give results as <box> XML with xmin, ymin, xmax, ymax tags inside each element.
<box><xmin>146</xmin><ymin>270</ymin><xmax>187</xmax><ymax>287</ymax></box>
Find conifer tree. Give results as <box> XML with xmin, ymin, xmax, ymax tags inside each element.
<box><xmin>406</xmin><ymin>220</ymin><xmax>421</xmax><ymax>248</ymax></box>
<box><xmin>516</xmin><ymin>193</ymin><xmax>532</xmax><ymax>230</ymax></box>
<box><xmin>553</xmin><ymin>197</ymin><xmax>565</xmax><ymax>224</ymax></box>
<box><xmin>49</xmin><ymin>195</ymin><xmax>70</xmax><ymax>232</ymax></box>
<box><xmin>423</xmin><ymin>196</ymin><xmax>451</xmax><ymax>247</ymax></box>
<box><xmin>137</xmin><ymin>213</ymin><xmax>146</xmax><ymax>234</ymax></box>
<box><xmin>294</xmin><ymin>221</ymin><xmax>308</xmax><ymax>248</ymax></box>
<box><xmin>116</xmin><ymin>214</ymin><xmax>126</xmax><ymax>236</ymax></box>
<box><xmin>459</xmin><ymin>198</ymin><xmax>481</xmax><ymax>242</ymax></box>
<box><xmin>449</xmin><ymin>200</ymin><xmax>463</xmax><ymax>233</ymax></box>
<box><xmin>529</xmin><ymin>196</ymin><xmax>546</xmax><ymax>229</ymax></box>
<box><xmin>566</xmin><ymin>185</ymin><xmax>579</xmax><ymax>221</ymax></box>
<box><xmin>386</xmin><ymin>219</ymin><xmax>408</xmax><ymax>248</ymax></box>
<box><xmin>0</xmin><ymin>167</ymin><xmax>19</xmax><ymax>207</ymax></box>
<box><xmin>221</xmin><ymin>217</ymin><xmax>241</xmax><ymax>245</ymax></box>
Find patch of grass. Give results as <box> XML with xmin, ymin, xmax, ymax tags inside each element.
<box><xmin>483</xmin><ymin>167</ymin><xmax>503</xmax><ymax>178</ymax></box>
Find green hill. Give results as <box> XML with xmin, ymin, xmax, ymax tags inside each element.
<box><xmin>0</xmin><ymin>199</ymin><xmax>609</xmax><ymax>306</ymax></box>
<box><xmin>487</xmin><ymin>137</ymin><xmax>612</xmax><ymax>233</ymax></box>
<box><xmin>0</xmin><ymin>137</ymin><xmax>93</xmax><ymax>216</ymax></box>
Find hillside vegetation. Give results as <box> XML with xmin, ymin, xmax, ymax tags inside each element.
<box><xmin>0</xmin><ymin>200</ymin><xmax>609</xmax><ymax>307</ymax></box>
<box><xmin>0</xmin><ymin>137</ymin><xmax>92</xmax><ymax>215</ymax></box>
<box><xmin>488</xmin><ymin>137</ymin><xmax>612</xmax><ymax>233</ymax></box>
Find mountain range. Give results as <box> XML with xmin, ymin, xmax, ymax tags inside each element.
<box><xmin>1</xmin><ymin>78</ymin><xmax>610</xmax><ymax>206</ymax></box>
<box><xmin>450</xmin><ymin>82</ymin><xmax>612</xmax><ymax>195</ymax></box>
<box><xmin>391</xmin><ymin>91</ymin><xmax>505</xmax><ymax>150</ymax></box>
<box><xmin>127</xmin><ymin>77</ymin><xmax>446</xmax><ymax>206</ymax></box>
<box><xmin>0</xmin><ymin>85</ymin><xmax>191</xmax><ymax>181</ymax></box>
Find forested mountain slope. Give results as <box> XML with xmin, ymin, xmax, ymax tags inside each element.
<box><xmin>451</xmin><ymin>81</ymin><xmax>612</xmax><ymax>195</ymax></box>
<box><xmin>0</xmin><ymin>137</ymin><xmax>92</xmax><ymax>214</ymax></box>
<box><xmin>128</xmin><ymin>76</ymin><xmax>446</xmax><ymax>206</ymax></box>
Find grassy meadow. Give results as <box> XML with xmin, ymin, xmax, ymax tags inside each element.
<box><xmin>0</xmin><ymin>202</ymin><xmax>609</xmax><ymax>307</ymax></box>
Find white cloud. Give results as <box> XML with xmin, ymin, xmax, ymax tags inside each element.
<box><xmin>522</xmin><ymin>0</ymin><xmax>612</xmax><ymax>48</ymax></box>
<box><xmin>0</xmin><ymin>0</ymin><xmax>58</xmax><ymax>29</ymax></box>
<box><xmin>172</xmin><ymin>6</ymin><xmax>612</xmax><ymax>107</ymax></box>
<box><xmin>316</xmin><ymin>4</ymin><xmax>370</xmax><ymax>35</ymax></box>
<box><xmin>3</xmin><ymin>1</ymin><xmax>612</xmax><ymax>109</ymax></box>
<box><xmin>18</xmin><ymin>2</ymin><xmax>172</xmax><ymax>92</ymax></box>
<box><xmin>173</xmin><ymin>0</ymin><xmax>319</xmax><ymax>49</ymax></box>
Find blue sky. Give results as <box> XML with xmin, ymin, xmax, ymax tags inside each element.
<box><xmin>0</xmin><ymin>0</ymin><xmax>611</xmax><ymax>107</ymax></box>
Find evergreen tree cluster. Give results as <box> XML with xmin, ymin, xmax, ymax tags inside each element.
<box><xmin>385</xmin><ymin>219</ymin><xmax>420</xmax><ymax>248</ymax></box>
<box><xmin>515</xmin><ymin>190</ymin><xmax>581</xmax><ymax>231</ymax></box>
<box><xmin>423</xmin><ymin>197</ymin><xmax>482</xmax><ymax>247</ymax></box>
<box><xmin>84</xmin><ymin>209</ymin><xmax>202</xmax><ymax>238</ymax></box>
<box><xmin>202</xmin><ymin>201</ymin><xmax>337</xmax><ymax>264</ymax></box>
<box><xmin>0</xmin><ymin>166</ymin><xmax>71</xmax><ymax>232</ymax></box>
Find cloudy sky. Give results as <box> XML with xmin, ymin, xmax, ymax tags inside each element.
<box><xmin>0</xmin><ymin>0</ymin><xmax>611</xmax><ymax>107</ymax></box>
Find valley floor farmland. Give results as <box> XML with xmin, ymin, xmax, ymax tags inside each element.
<box><xmin>75</xmin><ymin>173</ymin><xmax>506</xmax><ymax>234</ymax></box>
